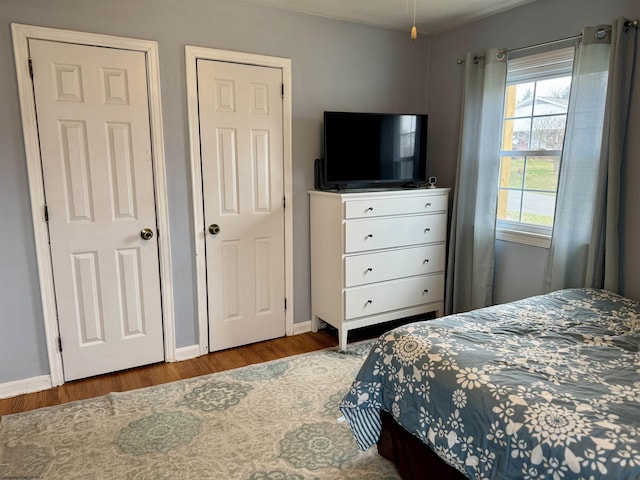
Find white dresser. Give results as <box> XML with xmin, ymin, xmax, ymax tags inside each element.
<box><xmin>309</xmin><ymin>188</ymin><xmax>450</xmax><ymax>350</ymax></box>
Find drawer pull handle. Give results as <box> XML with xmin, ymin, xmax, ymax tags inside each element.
<box><xmin>424</xmin><ymin>227</ymin><xmax>431</xmax><ymax>233</ymax></box>
<box><xmin>366</xmin><ymin>300</ymin><xmax>373</xmax><ymax>305</ymax></box>
<box><xmin>366</xmin><ymin>268</ymin><xmax>373</xmax><ymax>272</ymax></box>
<box><xmin>366</xmin><ymin>207</ymin><xmax>374</xmax><ymax>212</ymax></box>
<box><xmin>366</xmin><ymin>234</ymin><xmax>373</xmax><ymax>239</ymax></box>
<box><xmin>425</xmin><ymin>202</ymin><xmax>432</xmax><ymax>207</ymax></box>
<box><xmin>423</xmin><ymin>259</ymin><xmax>429</xmax><ymax>264</ymax></box>
<box><xmin>423</xmin><ymin>289</ymin><xmax>429</xmax><ymax>294</ymax></box>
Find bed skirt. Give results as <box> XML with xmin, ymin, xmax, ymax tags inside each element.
<box><xmin>377</xmin><ymin>411</ymin><xmax>467</xmax><ymax>480</ymax></box>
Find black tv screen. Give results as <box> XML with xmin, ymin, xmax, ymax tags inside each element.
<box><xmin>322</xmin><ymin>111</ymin><xmax>428</xmax><ymax>189</ymax></box>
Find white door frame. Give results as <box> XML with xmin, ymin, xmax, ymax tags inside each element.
<box><xmin>12</xmin><ymin>23</ymin><xmax>175</xmax><ymax>387</ymax></box>
<box><xmin>185</xmin><ymin>46</ymin><xmax>293</xmax><ymax>354</ymax></box>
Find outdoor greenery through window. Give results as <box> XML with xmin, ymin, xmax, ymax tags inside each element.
<box><xmin>497</xmin><ymin>47</ymin><xmax>575</xmax><ymax>237</ymax></box>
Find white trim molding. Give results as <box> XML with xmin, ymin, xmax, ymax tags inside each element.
<box><xmin>185</xmin><ymin>46</ymin><xmax>294</xmax><ymax>354</ymax></box>
<box><xmin>11</xmin><ymin>23</ymin><xmax>175</xmax><ymax>386</ymax></box>
<box><xmin>0</xmin><ymin>375</ymin><xmax>52</xmax><ymax>400</ymax></box>
<box><xmin>174</xmin><ymin>345</ymin><xmax>203</xmax><ymax>362</ymax></box>
<box><xmin>496</xmin><ymin>228</ymin><xmax>551</xmax><ymax>248</ymax></box>
<box><xmin>291</xmin><ymin>320</ymin><xmax>314</xmax><ymax>336</ymax></box>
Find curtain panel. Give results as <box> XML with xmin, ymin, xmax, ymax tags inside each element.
<box><xmin>445</xmin><ymin>49</ymin><xmax>506</xmax><ymax>314</ymax></box>
<box><xmin>545</xmin><ymin>18</ymin><xmax>638</xmax><ymax>293</ymax></box>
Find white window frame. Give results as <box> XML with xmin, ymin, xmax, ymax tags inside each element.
<box><xmin>496</xmin><ymin>46</ymin><xmax>575</xmax><ymax>248</ymax></box>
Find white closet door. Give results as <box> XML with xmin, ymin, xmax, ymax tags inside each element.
<box><xmin>197</xmin><ymin>59</ymin><xmax>286</xmax><ymax>351</ymax></box>
<box><xmin>30</xmin><ymin>39</ymin><xmax>164</xmax><ymax>380</ymax></box>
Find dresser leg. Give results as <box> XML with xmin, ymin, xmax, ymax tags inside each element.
<box><xmin>338</xmin><ymin>327</ymin><xmax>348</xmax><ymax>351</ymax></box>
<box><xmin>311</xmin><ymin>313</ymin><xmax>319</xmax><ymax>333</ymax></box>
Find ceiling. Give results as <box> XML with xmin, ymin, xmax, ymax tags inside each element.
<box><xmin>241</xmin><ymin>0</ymin><xmax>536</xmax><ymax>35</ymax></box>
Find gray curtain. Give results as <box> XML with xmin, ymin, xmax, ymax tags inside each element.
<box><xmin>545</xmin><ymin>18</ymin><xmax>638</xmax><ymax>292</ymax></box>
<box><xmin>446</xmin><ymin>49</ymin><xmax>507</xmax><ymax>314</ymax></box>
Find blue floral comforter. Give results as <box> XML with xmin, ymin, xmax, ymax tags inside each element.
<box><xmin>340</xmin><ymin>288</ymin><xmax>640</xmax><ymax>479</ymax></box>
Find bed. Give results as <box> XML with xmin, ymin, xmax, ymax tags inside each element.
<box><xmin>340</xmin><ymin>288</ymin><xmax>640</xmax><ymax>479</ymax></box>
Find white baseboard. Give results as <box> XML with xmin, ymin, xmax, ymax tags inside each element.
<box><xmin>174</xmin><ymin>344</ymin><xmax>203</xmax><ymax>362</ymax></box>
<box><xmin>0</xmin><ymin>374</ymin><xmax>52</xmax><ymax>400</ymax></box>
<box><xmin>292</xmin><ymin>319</ymin><xmax>313</xmax><ymax>335</ymax></box>
<box><xmin>163</xmin><ymin>322</ymin><xmax>322</xmax><ymax>363</ymax></box>
<box><xmin>0</xmin><ymin>327</ymin><xmax>325</xmax><ymax>400</ymax></box>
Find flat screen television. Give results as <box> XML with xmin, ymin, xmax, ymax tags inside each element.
<box><xmin>321</xmin><ymin>111</ymin><xmax>428</xmax><ymax>190</ymax></box>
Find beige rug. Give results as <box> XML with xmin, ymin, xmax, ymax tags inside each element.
<box><xmin>0</xmin><ymin>341</ymin><xmax>400</xmax><ymax>479</ymax></box>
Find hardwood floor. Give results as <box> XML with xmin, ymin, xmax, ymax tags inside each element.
<box><xmin>0</xmin><ymin>330</ymin><xmax>339</xmax><ymax>418</ymax></box>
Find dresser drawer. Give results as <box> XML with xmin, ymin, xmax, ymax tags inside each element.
<box><xmin>345</xmin><ymin>213</ymin><xmax>447</xmax><ymax>253</ymax></box>
<box><xmin>345</xmin><ymin>244</ymin><xmax>445</xmax><ymax>287</ymax></box>
<box><xmin>345</xmin><ymin>194</ymin><xmax>448</xmax><ymax>219</ymax></box>
<box><xmin>345</xmin><ymin>274</ymin><xmax>444</xmax><ymax>320</ymax></box>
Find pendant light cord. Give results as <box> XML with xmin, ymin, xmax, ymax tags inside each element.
<box><xmin>410</xmin><ymin>0</ymin><xmax>417</xmax><ymax>40</ymax></box>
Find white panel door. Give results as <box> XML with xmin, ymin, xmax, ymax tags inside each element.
<box><xmin>197</xmin><ymin>59</ymin><xmax>285</xmax><ymax>351</ymax></box>
<box><xmin>30</xmin><ymin>39</ymin><xmax>164</xmax><ymax>380</ymax></box>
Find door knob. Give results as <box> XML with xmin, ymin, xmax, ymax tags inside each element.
<box><xmin>140</xmin><ymin>228</ymin><xmax>154</xmax><ymax>240</ymax></box>
<box><xmin>208</xmin><ymin>224</ymin><xmax>221</xmax><ymax>235</ymax></box>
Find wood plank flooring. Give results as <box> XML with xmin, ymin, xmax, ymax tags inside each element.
<box><xmin>0</xmin><ymin>330</ymin><xmax>339</xmax><ymax>418</ymax></box>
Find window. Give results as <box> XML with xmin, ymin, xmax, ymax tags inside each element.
<box><xmin>396</xmin><ymin>115</ymin><xmax>417</xmax><ymax>178</ymax></box>
<box><xmin>496</xmin><ymin>47</ymin><xmax>575</xmax><ymax>246</ymax></box>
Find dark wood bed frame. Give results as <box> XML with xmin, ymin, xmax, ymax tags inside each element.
<box><xmin>377</xmin><ymin>411</ymin><xmax>468</xmax><ymax>480</ymax></box>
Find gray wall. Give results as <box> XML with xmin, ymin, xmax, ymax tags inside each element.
<box><xmin>0</xmin><ymin>0</ymin><xmax>429</xmax><ymax>383</ymax></box>
<box><xmin>426</xmin><ymin>0</ymin><xmax>640</xmax><ymax>304</ymax></box>
<box><xmin>2</xmin><ymin>0</ymin><xmax>639</xmax><ymax>385</ymax></box>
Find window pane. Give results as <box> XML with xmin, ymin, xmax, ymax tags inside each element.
<box><xmin>400</xmin><ymin>133</ymin><xmax>415</xmax><ymax>157</ymax></box>
<box><xmin>533</xmin><ymin>77</ymin><xmax>571</xmax><ymax>116</ymax></box>
<box><xmin>523</xmin><ymin>156</ymin><xmax>560</xmax><ymax>191</ymax></box>
<box><xmin>531</xmin><ymin>115</ymin><xmax>566</xmax><ymax>150</ymax></box>
<box><xmin>506</xmin><ymin>82</ymin><xmax>535</xmax><ymax>117</ymax></box>
<box><xmin>497</xmin><ymin>189</ymin><xmax>522</xmax><ymax>222</ymax></box>
<box><xmin>499</xmin><ymin>156</ymin><xmax>525</xmax><ymax>188</ymax></box>
<box><xmin>521</xmin><ymin>191</ymin><xmax>555</xmax><ymax>226</ymax></box>
<box><xmin>504</xmin><ymin>118</ymin><xmax>531</xmax><ymax>150</ymax></box>
<box><xmin>400</xmin><ymin>115</ymin><xmax>416</xmax><ymax>132</ymax></box>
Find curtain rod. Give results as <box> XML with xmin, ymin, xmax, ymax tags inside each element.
<box><xmin>457</xmin><ymin>33</ymin><xmax>581</xmax><ymax>64</ymax></box>
<box><xmin>456</xmin><ymin>19</ymin><xmax>638</xmax><ymax>65</ymax></box>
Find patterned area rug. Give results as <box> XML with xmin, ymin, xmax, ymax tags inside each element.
<box><xmin>0</xmin><ymin>341</ymin><xmax>400</xmax><ymax>479</ymax></box>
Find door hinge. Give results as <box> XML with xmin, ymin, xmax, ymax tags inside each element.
<box><xmin>284</xmin><ymin>298</ymin><xmax>287</xmax><ymax>310</ymax></box>
<box><xmin>28</xmin><ymin>58</ymin><xmax>34</xmax><ymax>79</ymax></box>
<box><xmin>57</xmin><ymin>336</ymin><xmax>62</xmax><ymax>352</ymax></box>
<box><xmin>281</xmin><ymin>83</ymin><xmax>285</xmax><ymax>98</ymax></box>
<box><xmin>44</xmin><ymin>205</ymin><xmax>49</xmax><ymax>222</ymax></box>
<box><xmin>283</xmin><ymin>196</ymin><xmax>286</xmax><ymax>210</ymax></box>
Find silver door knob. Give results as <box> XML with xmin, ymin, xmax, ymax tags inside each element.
<box><xmin>208</xmin><ymin>224</ymin><xmax>221</xmax><ymax>235</ymax></box>
<box><xmin>140</xmin><ymin>228</ymin><xmax>154</xmax><ymax>240</ymax></box>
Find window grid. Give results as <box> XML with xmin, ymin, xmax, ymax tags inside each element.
<box><xmin>497</xmin><ymin>73</ymin><xmax>571</xmax><ymax>230</ymax></box>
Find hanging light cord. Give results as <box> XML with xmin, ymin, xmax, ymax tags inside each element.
<box><xmin>410</xmin><ymin>0</ymin><xmax>417</xmax><ymax>40</ymax></box>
